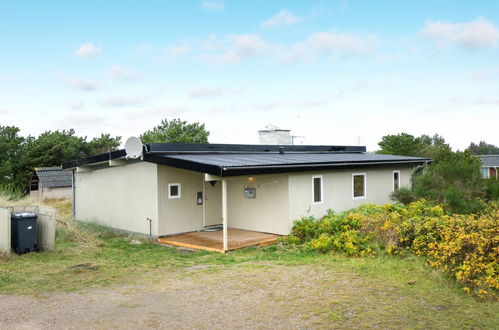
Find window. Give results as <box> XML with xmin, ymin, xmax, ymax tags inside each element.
<box><xmin>481</xmin><ymin>168</ymin><xmax>490</xmax><ymax>179</ymax></box>
<box><xmin>352</xmin><ymin>173</ymin><xmax>366</xmax><ymax>199</ymax></box>
<box><xmin>312</xmin><ymin>175</ymin><xmax>323</xmax><ymax>204</ymax></box>
<box><xmin>393</xmin><ymin>171</ymin><xmax>400</xmax><ymax>191</ymax></box>
<box><xmin>168</xmin><ymin>183</ymin><xmax>181</xmax><ymax>199</ymax></box>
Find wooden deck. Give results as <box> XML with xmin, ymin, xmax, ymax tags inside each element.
<box><xmin>157</xmin><ymin>228</ymin><xmax>281</xmax><ymax>253</ymax></box>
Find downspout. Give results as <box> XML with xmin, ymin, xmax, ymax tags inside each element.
<box><xmin>72</xmin><ymin>169</ymin><xmax>76</xmax><ymax>222</ymax></box>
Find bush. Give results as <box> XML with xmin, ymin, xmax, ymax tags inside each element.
<box><xmin>284</xmin><ymin>200</ymin><xmax>499</xmax><ymax>298</ymax></box>
<box><xmin>484</xmin><ymin>178</ymin><xmax>499</xmax><ymax>200</ymax></box>
<box><xmin>390</xmin><ymin>187</ymin><xmax>417</xmax><ymax>205</ymax></box>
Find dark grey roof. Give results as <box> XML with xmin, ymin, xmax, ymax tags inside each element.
<box><xmin>144</xmin><ymin>152</ymin><xmax>429</xmax><ymax>176</ymax></box>
<box><xmin>35</xmin><ymin>167</ymin><xmax>72</xmax><ymax>188</ymax></box>
<box><xmin>480</xmin><ymin>155</ymin><xmax>499</xmax><ymax>167</ymax></box>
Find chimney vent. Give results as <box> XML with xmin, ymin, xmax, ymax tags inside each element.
<box><xmin>278</xmin><ymin>146</ymin><xmax>285</xmax><ymax>155</ymax></box>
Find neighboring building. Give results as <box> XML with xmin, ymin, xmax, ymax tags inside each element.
<box><xmin>62</xmin><ymin>143</ymin><xmax>428</xmax><ymax>252</ymax></box>
<box><xmin>479</xmin><ymin>155</ymin><xmax>499</xmax><ymax>179</ymax></box>
<box><xmin>258</xmin><ymin>127</ymin><xmax>292</xmax><ymax>145</ymax></box>
<box><xmin>30</xmin><ymin>167</ymin><xmax>72</xmax><ymax>200</ymax></box>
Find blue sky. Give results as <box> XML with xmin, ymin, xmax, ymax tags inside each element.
<box><xmin>1</xmin><ymin>0</ymin><xmax>498</xmax><ymax>150</ymax></box>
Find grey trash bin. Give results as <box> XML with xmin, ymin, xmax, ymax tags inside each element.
<box><xmin>11</xmin><ymin>212</ymin><xmax>38</xmax><ymax>254</ymax></box>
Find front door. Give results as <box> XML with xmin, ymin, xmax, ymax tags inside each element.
<box><xmin>204</xmin><ymin>180</ymin><xmax>222</xmax><ymax>227</ymax></box>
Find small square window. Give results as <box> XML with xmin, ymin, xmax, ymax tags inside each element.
<box><xmin>168</xmin><ymin>183</ymin><xmax>181</xmax><ymax>199</ymax></box>
<box><xmin>393</xmin><ymin>171</ymin><xmax>400</xmax><ymax>191</ymax></box>
<box><xmin>353</xmin><ymin>173</ymin><xmax>366</xmax><ymax>199</ymax></box>
<box><xmin>312</xmin><ymin>175</ymin><xmax>323</xmax><ymax>204</ymax></box>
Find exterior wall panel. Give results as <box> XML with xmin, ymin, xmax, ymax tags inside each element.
<box><xmin>75</xmin><ymin>162</ymin><xmax>159</xmax><ymax>236</ymax></box>
<box><xmin>226</xmin><ymin>174</ymin><xmax>290</xmax><ymax>235</ymax></box>
<box><xmin>157</xmin><ymin>166</ymin><xmax>204</xmax><ymax>236</ymax></box>
<box><xmin>288</xmin><ymin>166</ymin><xmax>413</xmax><ymax>224</ymax></box>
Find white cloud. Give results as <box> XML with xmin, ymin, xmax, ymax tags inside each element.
<box><xmin>101</xmin><ymin>96</ymin><xmax>146</xmax><ymax>107</ymax></box>
<box><xmin>329</xmin><ymin>91</ymin><xmax>344</xmax><ymax>99</ymax></box>
<box><xmin>165</xmin><ymin>44</ymin><xmax>191</xmax><ymax>62</ymax></box>
<box><xmin>261</xmin><ymin>10</ymin><xmax>302</xmax><ymax>29</ymax></box>
<box><xmin>468</xmin><ymin>67</ymin><xmax>499</xmax><ymax>81</ymax></box>
<box><xmin>135</xmin><ymin>43</ymin><xmax>154</xmax><ymax>56</ymax></box>
<box><xmin>200</xmin><ymin>33</ymin><xmax>268</xmax><ymax>64</ymax></box>
<box><xmin>109</xmin><ymin>65</ymin><xmax>145</xmax><ymax>82</ymax></box>
<box><xmin>420</xmin><ymin>18</ymin><xmax>499</xmax><ymax>51</ymax></box>
<box><xmin>69</xmin><ymin>78</ymin><xmax>101</xmax><ymax>91</ymax></box>
<box><xmin>353</xmin><ymin>80</ymin><xmax>390</xmax><ymax>91</ymax></box>
<box><xmin>75</xmin><ymin>43</ymin><xmax>102</xmax><ymax>58</ymax></box>
<box><xmin>287</xmin><ymin>31</ymin><xmax>379</xmax><ymax>61</ymax></box>
<box><xmin>68</xmin><ymin>101</ymin><xmax>85</xmax><ymax>110</ymax></box>
<box><xmin>201</xmin><ymin>1</ymin><xmax>224</xmax><ymax>11</ymax></box>
<box><xmin>0</xmin><ymin>108</ymin><xmax>9</xmax><ymax>114</ymax></box>
<box><xmin>126</xmin><ymin>106</ymin><xmax>186</xmax><ymax>119</ymax></box>
<box><xmin>188</xmin><ymin>87</ymin><xmax>242</xmax><ymax>98</ymax></box>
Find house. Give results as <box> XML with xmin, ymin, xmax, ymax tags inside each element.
<box><xmin>62</xmin><ymin>143</ymin><xmax>429</xmax><ymax>252</ymax></box>
<box><xmin>29</xmin><ymin>167</ymin><xmax>73</xmax><ymax>200</ymax></box>
<box><xmin>479</xmin><ymin>155</ymin><xmax>499</xmax><ymax>179</ymax></box>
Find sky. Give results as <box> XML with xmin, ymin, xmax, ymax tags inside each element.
<box><xmin>1</xmin><ymin>0</ymin><xmax>498</xmax><ymax>151</ymax></box>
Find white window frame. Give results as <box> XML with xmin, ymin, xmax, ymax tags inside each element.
<box><xmin>352</xmin><ymin>173</ymin><xmax>367</xmax><ymax>200</ymax></box>
<box><xmin>312</xmin><ymin>175</ymin><xmax>323</xmax><ymax>205</ymax></box>
<box><xmin>168</xmin><ymin>183</ymin><xmax>181</xmax><ymax>199</ymax></box>
<box><xmin>393</xmin><ymin>170</ymin><xmax>401</xmax><ymax>192</ymax></box>
<box><xmin>481</xmin><ymin>167</ymin><xmax>490</xmax><ymax>179</ymax></box>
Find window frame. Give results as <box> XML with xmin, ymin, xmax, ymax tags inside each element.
<box><xmin>481</xmin><ymin>167</ymin><xmax>490</xmax><ymax>179</ymax></box>
<box><xmin>168</xmin><ymin>183</ymin><xmax>181</xmax><ymax>199</ymax></box>
<box><xmin>393</xmin><ymin>170</ymin><xmax>401</xmax><ymax>192</ymax></box>
<box><xmin>352</xmin><ymin>173</ymin><xmax>367</xmax><ymax>200</ymax></box>
<box><xmin>311</xmin><ymin>175</ymin><xmax>324</xmax><ymax>205</ymax></box>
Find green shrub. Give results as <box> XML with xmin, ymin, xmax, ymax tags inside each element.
<box><xmin>390</xmin><ymin>187</ymin><xmax>417</xmax><ymax>205</ymax></box>
<box><xmin>484</xmin><ymin>178</ymin><xmax>499</xmax><ymax>200</ymax></box>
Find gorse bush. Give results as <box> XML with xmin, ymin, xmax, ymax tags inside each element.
<box><xmin>284</xmin><ymin>200</ymin><xmax>499</xmax><ymax>298</ymax></box>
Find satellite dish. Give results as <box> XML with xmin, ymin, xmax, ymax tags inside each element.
<box><xmin>124</xmin><ymin>137</ymin><xmax>143</xmax><ymax>159</ymax></box>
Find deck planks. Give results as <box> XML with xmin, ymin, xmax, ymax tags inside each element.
<box><xmin>157</xmin><ymin>228</ymin><xmax>281</xmax><ymax>253</ymax></box>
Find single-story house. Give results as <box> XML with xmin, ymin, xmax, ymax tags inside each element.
<box><xmin>62</xmin><ymin>143</ymin><xmax>429</xmax><ymax>252</ymax></box>
<box><xmin>479</xmin><ymin>155</ymin><xmax>499</xmax><ymax>179</ymax></box>
<box><xmin>29</xmin><ymin>167</ymin><xmax>73</xmax><ymax>200</ymax></box>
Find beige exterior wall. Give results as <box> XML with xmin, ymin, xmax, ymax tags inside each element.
<box><xmin>288</xmin><ymin>166</ymin><xmax>413</xmax><ymax>223</ymax></box>
<box><xmin>75</xmin><ymin>162</ymin><xmax>159</xmax><ymax>236</ymax></box>
<box><xmin>157</xmin><ymin>166</ymin><xmax>204</xmax><ymax>236</ymax></box>
<box><xmin>30</xmin><ymin>186</ymin><xmax>72</xmax><ymax>200</ymax></box>
<box><xmin>226</xmin><ymin>174</ymin><xmax>290</xmax><ymax>235</ymax></box>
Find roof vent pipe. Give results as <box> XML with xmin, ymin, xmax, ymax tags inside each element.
<box><xmin>278</xmin><ymin>146</ymin><xmax>285</xmax><ymax>155</ymax></box>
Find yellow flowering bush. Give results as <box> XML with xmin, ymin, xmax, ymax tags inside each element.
<box><xmin>285</xmin><ymin>200</ymin><xmax>498</xmax><ymax>298</ymax></box>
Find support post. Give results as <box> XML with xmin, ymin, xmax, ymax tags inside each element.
<box><xmin>71</xmin><ymin>169</ymin><xmax>76</xmax><ymax>222</ymax></box>
<box><xmin>222</xmin><ymin>179</ymin><xmax>228</xmax><ymax>252</ymax></box>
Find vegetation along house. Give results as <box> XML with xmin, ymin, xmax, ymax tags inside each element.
<box><xmin>479</xmin><ymin>155</ymin><xmax>499</xmax><ymax>179</ymax></box>
<box><xmin>29</xmin><ymin>167</ymin><xmax>73</xmax><ymax>200</ymax></box>
<box><xmin>62</xmin><ymin>142</ymin><xmax>429</xmax><ymax>252</ymax></box>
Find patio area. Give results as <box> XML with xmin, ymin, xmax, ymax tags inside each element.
<box><xmin>157</xmin><ymin>228</ymin><xmax>281</xmax><ymax>253</ymax></box>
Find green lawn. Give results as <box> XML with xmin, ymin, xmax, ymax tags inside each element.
<box><xmin>0</xmin><ymin>199</ymin><xmax>497</xmax><ymax>328</ymax></box>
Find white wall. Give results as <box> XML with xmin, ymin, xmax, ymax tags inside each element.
<box><xmin>157</xmin><ymin>166</ymin><xmax>204</xmax><ymax>236</ymax></box>
<box><xmin>288</xmin><ymin>166</ymin><xmax>413</xmax><ymax>223</ymax></box>
<box><xmin>75</xmin><ymin>162</ymin><xmax>159</xmax><ymax>236</ymax></box>
<box><xmin>226</xmin><ymin>174</ymin><xmax>290</xmax><ymax>235</ymax></box>
<box><xmin>30</xmin><ymin>187</ymin><xmax>72</xmax><ymax>200</ymax></box>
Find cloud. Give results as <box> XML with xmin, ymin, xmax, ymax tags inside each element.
<box><xmin>56</xmin><ymin>115</ymin><xmax>106</xmax><ymax>128</ymax></box>
<box><xmin>188</xmin><ymin>87</ymin><xmax>242</xmax><ymax>98</ymax></box>
<box><xmin>101</xmin><ymin>96</ymin><xmax>146</xmax><ymax>107</ymax></box>
<box><xmin>69</xmin><ymin>78</ymin><xmax>101</xmax><ymax>91</ymax></box>
<box><xmin>75</xmin><ymin>43</ymin><xmax>102</xmax><ymax>58</ymax></box>
<box><xmin>353</xmin><ymin>80</ymin><xmax>390</xmax><ymax>91</ymax></box>
<box><xmin>109</xmin><ymin>65</ymin><xmax>145</xmax><ymax>82</ymax></box>
<box><xmin>135</xmin><ymin>43</ymin><xmax>154</xmax><ymax>56</ymax></box>
<box><xmin>0</xmin><ymin>73</ymin><xmax>19</xmax><ymax>81</ymax></box>
<box><xmin>420</xmin><ymin>18</ymin><xmax>499</xmax><ymax>51</ymax></box>
<box><xmin>165</xmin><ymin>44</ymin><xmax>191</xmax><ymax>62</ymax></box>
<box><xmin>200</xmin><ymin>33</ymin><xmax>268</xmax><ymax>64</ymax></box>
<box><xmin>68</xmin><ymin>101</ymin><xmax>85</xmax><ymax>110</ymax></box>
<box><xmin>468</xmin><ymin>67</ymin><xmax>499</xmax><ymax>81</ymax></box>
<box><xmin>0</xmin><ymin>108</ymin><xmax>9</xmax><ymax>114</ymax></box>
<box><xmin>261</xmin><ymin>10</ymin><xmax>302</xmax><ymax>29</ymax></box>
<box><xmin>329</xmin><ymin>91</ymin><xmax>344</xmax><ymax>99</ymax></box>
<box><xmin>126</xmin><ymin>106</ymin><xmax>186</xmax><ymax>119</ymax></box>
<box><xmin>286</xmin><ymin>31</ymin><xmax>379</xmax><ymax>61</ymax></box>
<box><xmin>201</xmin><ymin>1</ymin><xmax>224</xmax><ymax>11</ymax></box>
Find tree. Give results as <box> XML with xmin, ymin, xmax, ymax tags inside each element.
<box><xmin>412</xmin><ymin>149</ymin><xmax>485</xmax><ymax>214</ymax></box>
<box><xmin>87</xmin><ymin>134</ymin><xmax>122</xmax><ymax>155</ymax></box>
<box><xmin>466</xmin><ymin>141</ymin><xmax>499</xmax><ymax>155</ymax></box>
<box><xmin>377</xmin><ymin>133</ymin><xmax>422</xmax><ymax>156</ymax></box>
<box><xmin>377</xmin><ymin>133</ymin><xmax>450</xmax><ymax>158</ymax></box>
<box><xmin>140</xmin><ymin>118</ymin><xmax>209</xmax><ymax>144</ymax></box>
<box><xmin>0</xmin><ymin>125</ymin><xmax>24</xmax><ymax>189</ymax></box>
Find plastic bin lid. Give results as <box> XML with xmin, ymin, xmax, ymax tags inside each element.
<box><xmin>11</xmin><ymin>212</ymin><xmax>37</xmax><ymax>219</ymax></box>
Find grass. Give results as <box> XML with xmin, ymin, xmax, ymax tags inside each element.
<box><xmin>0</xmin><ymin>196</ymin><xmax>498</xmax><ymax>328</ymax></box>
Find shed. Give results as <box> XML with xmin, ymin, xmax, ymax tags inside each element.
<box><xmin>479</xmin><ymin>155</ymin><xmax>499</xmax><ymax>179</ymax></box>
<box><xmin>30</xmin><ymin>167</ymin><xmax>73</xmax><ymax>200</ymax></box>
